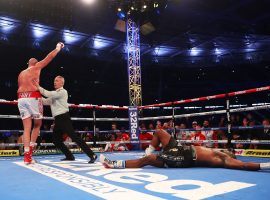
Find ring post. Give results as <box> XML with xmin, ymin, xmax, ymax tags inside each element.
<box><xmin>93</xmin><ymin>107</ymin><xmax>96</xmax><ymax>147</ymax></box>
<box><xmin>172</xmin><ymin>103</ymin><xmax>176</xmax><ymax>139</ymax></box>
<box><xmin>226</xmin><ymin>96</ymin><xmax>232</xmax><ymax>149</ymax></box>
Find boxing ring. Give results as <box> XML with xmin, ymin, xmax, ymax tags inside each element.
<box><xmin>1</xmin><ymin>86</ymin><xmax>270</xmax><ymax>200</ymax></box>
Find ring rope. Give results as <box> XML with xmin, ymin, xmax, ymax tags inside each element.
<box><xmin>140</xmin><ymin>85</ymin><xmax>270</xmax><ymax>108</ymax></box>
<box><xmin>1</xmin><ymin>85</ymin><xmax>269</xmax><ymax>109</ymax></box>
<box><xmin>1</xmin><ymin>140</ymin><xmax>270</xmax><ymax>148</ymax></box>
<box><xmin>0</xmin><ymin>115</ymin><xmax>128</xmax><ymax>121</ymax></box>
<box><xmin>0</xmin><ymin>124</ymin><xmax>270</xmax><ymax>134</ymax></box>
<box><xmin>0</xmin><ymin>100</ymin><xmax>129</xmax><ymax>110</ymax></box>
<box><xmin>139</xmin><ymin>105</ymin><xmax>270</xmax><ymax>121</ymax></box>
<box><xmin>1</xmin><ymin>104</ymin><xmax>269</xmax><ymax>122</ymax></box>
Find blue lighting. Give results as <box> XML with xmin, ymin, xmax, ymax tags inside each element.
<box><xmin>245</xmin><ymin>42</ymin><xmax>260</xmax><ymax>52</ymax></box>
<box><xmin>154</xmin><ymin>47</ymin><xmax>160</xmax><ymax>55</ymax></box>
<box><xmin>215</xmin><ymin>48</ymin><xmax>221</xmax><ymax>55</ymax></box>
<box><xmin>93</xmin><ymin>36</ymin><xmax>110</xmax><ymax>49</ymax></box>
<box><xmin>63</xmin><ymin>30</ymin><xmax>82</xmax><ymax>44</ymax></box>
<box><xmin>244</xmin><ymin>48</ymin><xmax>255</xmax><ymax>53</ymax></box>
<box><xmin>246</xmin><ymin>43</ymin><xmax>253</xmax><ymax>48</ymax></box>
<box><xmin>153</xmin><ymin>46</ymin><xmax>174</xmax><ymax>56</ymax></box>
<box><xmin>0</xmin><ymin>35</ymin><xmax>8</xmax><ymax>41</ymax></box>
<box><xmin>93</xmin><ymin>39</ymin><xmax>107</xmax><ymax>49</ymax></box>
<box><xmin>0</xmin><ymin>17</ymin><xmax>16</xmax><ymax>33</ymax></box>
<box><xmin>31</xmin><ymin>24</ymin><xmax>50</xmax><ymax>39</ymax></box>
<box><xmin>213</xmin><ymin>48</ymin><xmax>226</xmax><ymax>56</ymax></box>
<box><xmin>245</xmin><ymin>53</ymin><xmax>253</xmax><ymax>60</ymax></box>
<box><xmin>190</xmin><ymin>47</ymin><xmax>202</xmax><ymax>56</ymax></box>
<box><xmin>117</xmin><ymin>11</ymin><xmax>126</xmax><ymax>19</ymax></box>
<box><xmin>33</xmin><ymin>41</ymin><xmax>40</xmax><ymax>48</ymax></box>
<box><xmin>243</xmin><ymin>41</ymin><xmax>260</xmax><ymax>54</ymax></box>
<box><xmin>123</xmin><ymin>44</ymin><xmax>128</xmax><ymax>53</ymax></box>
<box><xmin>155</xmin><ymin>9</ymin><xmax>161</xmax><ymax>15</ymax></box>
<box><xmin>64</xmin><ymin>46</ymin><xmax>70</xmax><ymax>53</ymax></box>
<box><xmin>189</xmin><ymin>38</ymin><xmax>196</xmax><ymax>43</ymax></box>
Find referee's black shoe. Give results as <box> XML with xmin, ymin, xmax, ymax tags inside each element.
<box><xmin>60</xmin><ymin>156</ymin><xmax>75</xmax><ymax>161</ymax></box>
<box><xmin>88</xmin><ymin>154</ymin><xmax>97</xmax><ymax>163</ymax></box>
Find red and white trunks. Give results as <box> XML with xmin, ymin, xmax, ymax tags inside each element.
<box><xmin>17</xmin><ymin>91</ymin><xmax>43</xmax><ymax>120</ymax></box>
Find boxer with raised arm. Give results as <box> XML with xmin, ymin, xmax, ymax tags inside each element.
<box><xmin>17</xmin><ymin>42</ymin><xmax>64</xmax><ymax>164</ymax></box>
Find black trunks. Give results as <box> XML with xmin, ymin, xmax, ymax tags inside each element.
<box><xmin>157</xmin><ymin>137</ymin><xmax>197</xmax><ymax>168</ymax></box>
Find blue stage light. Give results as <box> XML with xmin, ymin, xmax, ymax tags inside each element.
<box><xmin>190</xmin><ymin>47</ymin><xmax>202</xmax><ymax>56</ymax></box>
<box><xmin>117</xmin><ymin>11</ymin><xmax>126</xmax><ymax>19</ymax></box>
<box><xmin>93</xmin><ymin>38</ymin><xmax>108</xmax><ymax>49</ymax></box>
<box><xmin>0</xmin><ymin>17</ymin><xmax>15</xmax><ymax>33</ymax></box>
<box><xmin>63</xmin><ymin>30</ymin><xmax>81</xmax><ymax>44</ymax></box>
<box><xmin>215</xmin><ymin>48</ymin><xmax>221</xmax><ymax>55</ymax></box>
<box><xmin>154</xmin><ymin>46</ymin><xmax>174</xmax><ymax>56</ymax></box>
<box><xmin>32</xmin><ymin>24</ymin><xmax>49</xmax><ymax>39</ymax></box>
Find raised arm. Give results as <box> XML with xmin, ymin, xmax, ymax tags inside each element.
<box><xmin>35</xmin><ymin>42</ymin><xmax>64</xmax><ymax>69</ymax></box>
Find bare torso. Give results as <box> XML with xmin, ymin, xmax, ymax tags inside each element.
<box><xmin>17</xmin><ymin>67</ymin><xmax>40</xmax><ymax>93</ymax></box>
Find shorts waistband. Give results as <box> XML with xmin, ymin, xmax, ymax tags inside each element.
<box><xmin>17</xmin><ymin>91</ymin><xmax>42</xmax><ymax>99</ymax></box>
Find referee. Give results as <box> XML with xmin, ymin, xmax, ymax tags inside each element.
<box><xmin>35</xmin><ymin>75</ymin><xmax>97</xmax><ymax>163</ymax></box>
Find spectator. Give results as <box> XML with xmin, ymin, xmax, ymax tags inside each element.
<box><xmin>256</xmin><ymin>119</ymin><xmax>270</xmax><ymax>149</ymax></box>
<box><xmin>139</xmin><ymin>129</ymin><xmax>153</xmax><ymax>150</ymax></box>
<box><xmin>218</xmin><ymin>116</ymin><xmax>226</xmax><ymax>127</ymax></box>
<box><xmin>148</xmin><ymin>123</ymin><xmax>155</xmax><ymax>131</ymax></box>
<box><xmin>234</xmin><ymin>117</ymin><xmax>249</xmax><ymax>149</ymax></box>
<box><xmin>82</xmin><ymin>126</ymin><xmax>91</xmax><ymax>140</ymax></box>
<box><xmin>108</xmin><ymin>122</ymin><xmax>120</xmax><ymax>141</ymax></box>
<box><xmin>140</xmin><ymin>123</ymin><xmax>146</xmax><ymax>130</ymax></box>
<box><xmin>217</xmin><ymin>130</ymin><xmax>228</xmax><ymax>148</ymax></box>
<box><xmin>235</xmin><ymin>115</ymin><xmax>241</xmax><ymax>126</ymax></box>
<box><xmin>248</xmin><ymin>120</ymin><xmax>257</xmax><ymax>149</ymax></box>
<box><xmin>147</xmin><ymin>123</ymin><xmax>155</xmax><ymax>135</ymax></box>
<box><xmin>191</xmin><ymin>125</ymin><xmax>206</xmax><ymax>146</ymax></box>
<box><xmin>189</xmin><ymin>121</ymin><xmax>198</xmax><ymax>140</ymax></box>
<box><xmin>201</xmin><ymin>120</ymin><xmax>218</xmax><ymax>148</ymax></box>
<box><xmin>192</xmin><ymin>121</ymin><xmax>198</xmax><ymax>129</ymax></box>
<box><xmin>176</xmin><ymin>123</ymin><xmax>190</xmax><ymax>140</ymax></box>
<box><xmin>105</xmin><ymin>129</ymin><xmax>130</xmax><ymax>152</ymax></box>
<box><xmin>156</xmin><ymin>120</ymin><xmax>162</xmax><ymax>129</ymax></box>
<box><xmin>163</xmin><ymin>122</ymin><xmax>169</xmax><ymax>130</ymax></box>
<box><xmin>167</xmin><ymin>120</ymin><xmax>174</xmax><ymax>134</ymax></box>
<box><xmin>121</xmin><ymin>129</ymin><xmax>132</xmax><ymax>150</ymax></box>
<box><xmin>104</xmin><ymin>134</ymin><xmax>116</xmax><ymax>152</ymax></box>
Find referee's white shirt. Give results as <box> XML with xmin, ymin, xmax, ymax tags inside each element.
<box><xmin>39</xmin><ymin>86</ymin><xmax>69</xmax><ymax>117</ymax></box>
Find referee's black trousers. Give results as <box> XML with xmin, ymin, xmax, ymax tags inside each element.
<box><xmin>53</xmin><ymin>112</ymin><xmax>95</xmax><ymax>159</ymax></box>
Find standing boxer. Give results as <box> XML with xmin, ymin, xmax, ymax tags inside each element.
<box><xmin>17</xmin><ymin>42</ymin><xmax>64</xmax><ymax>164</ymax></box>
